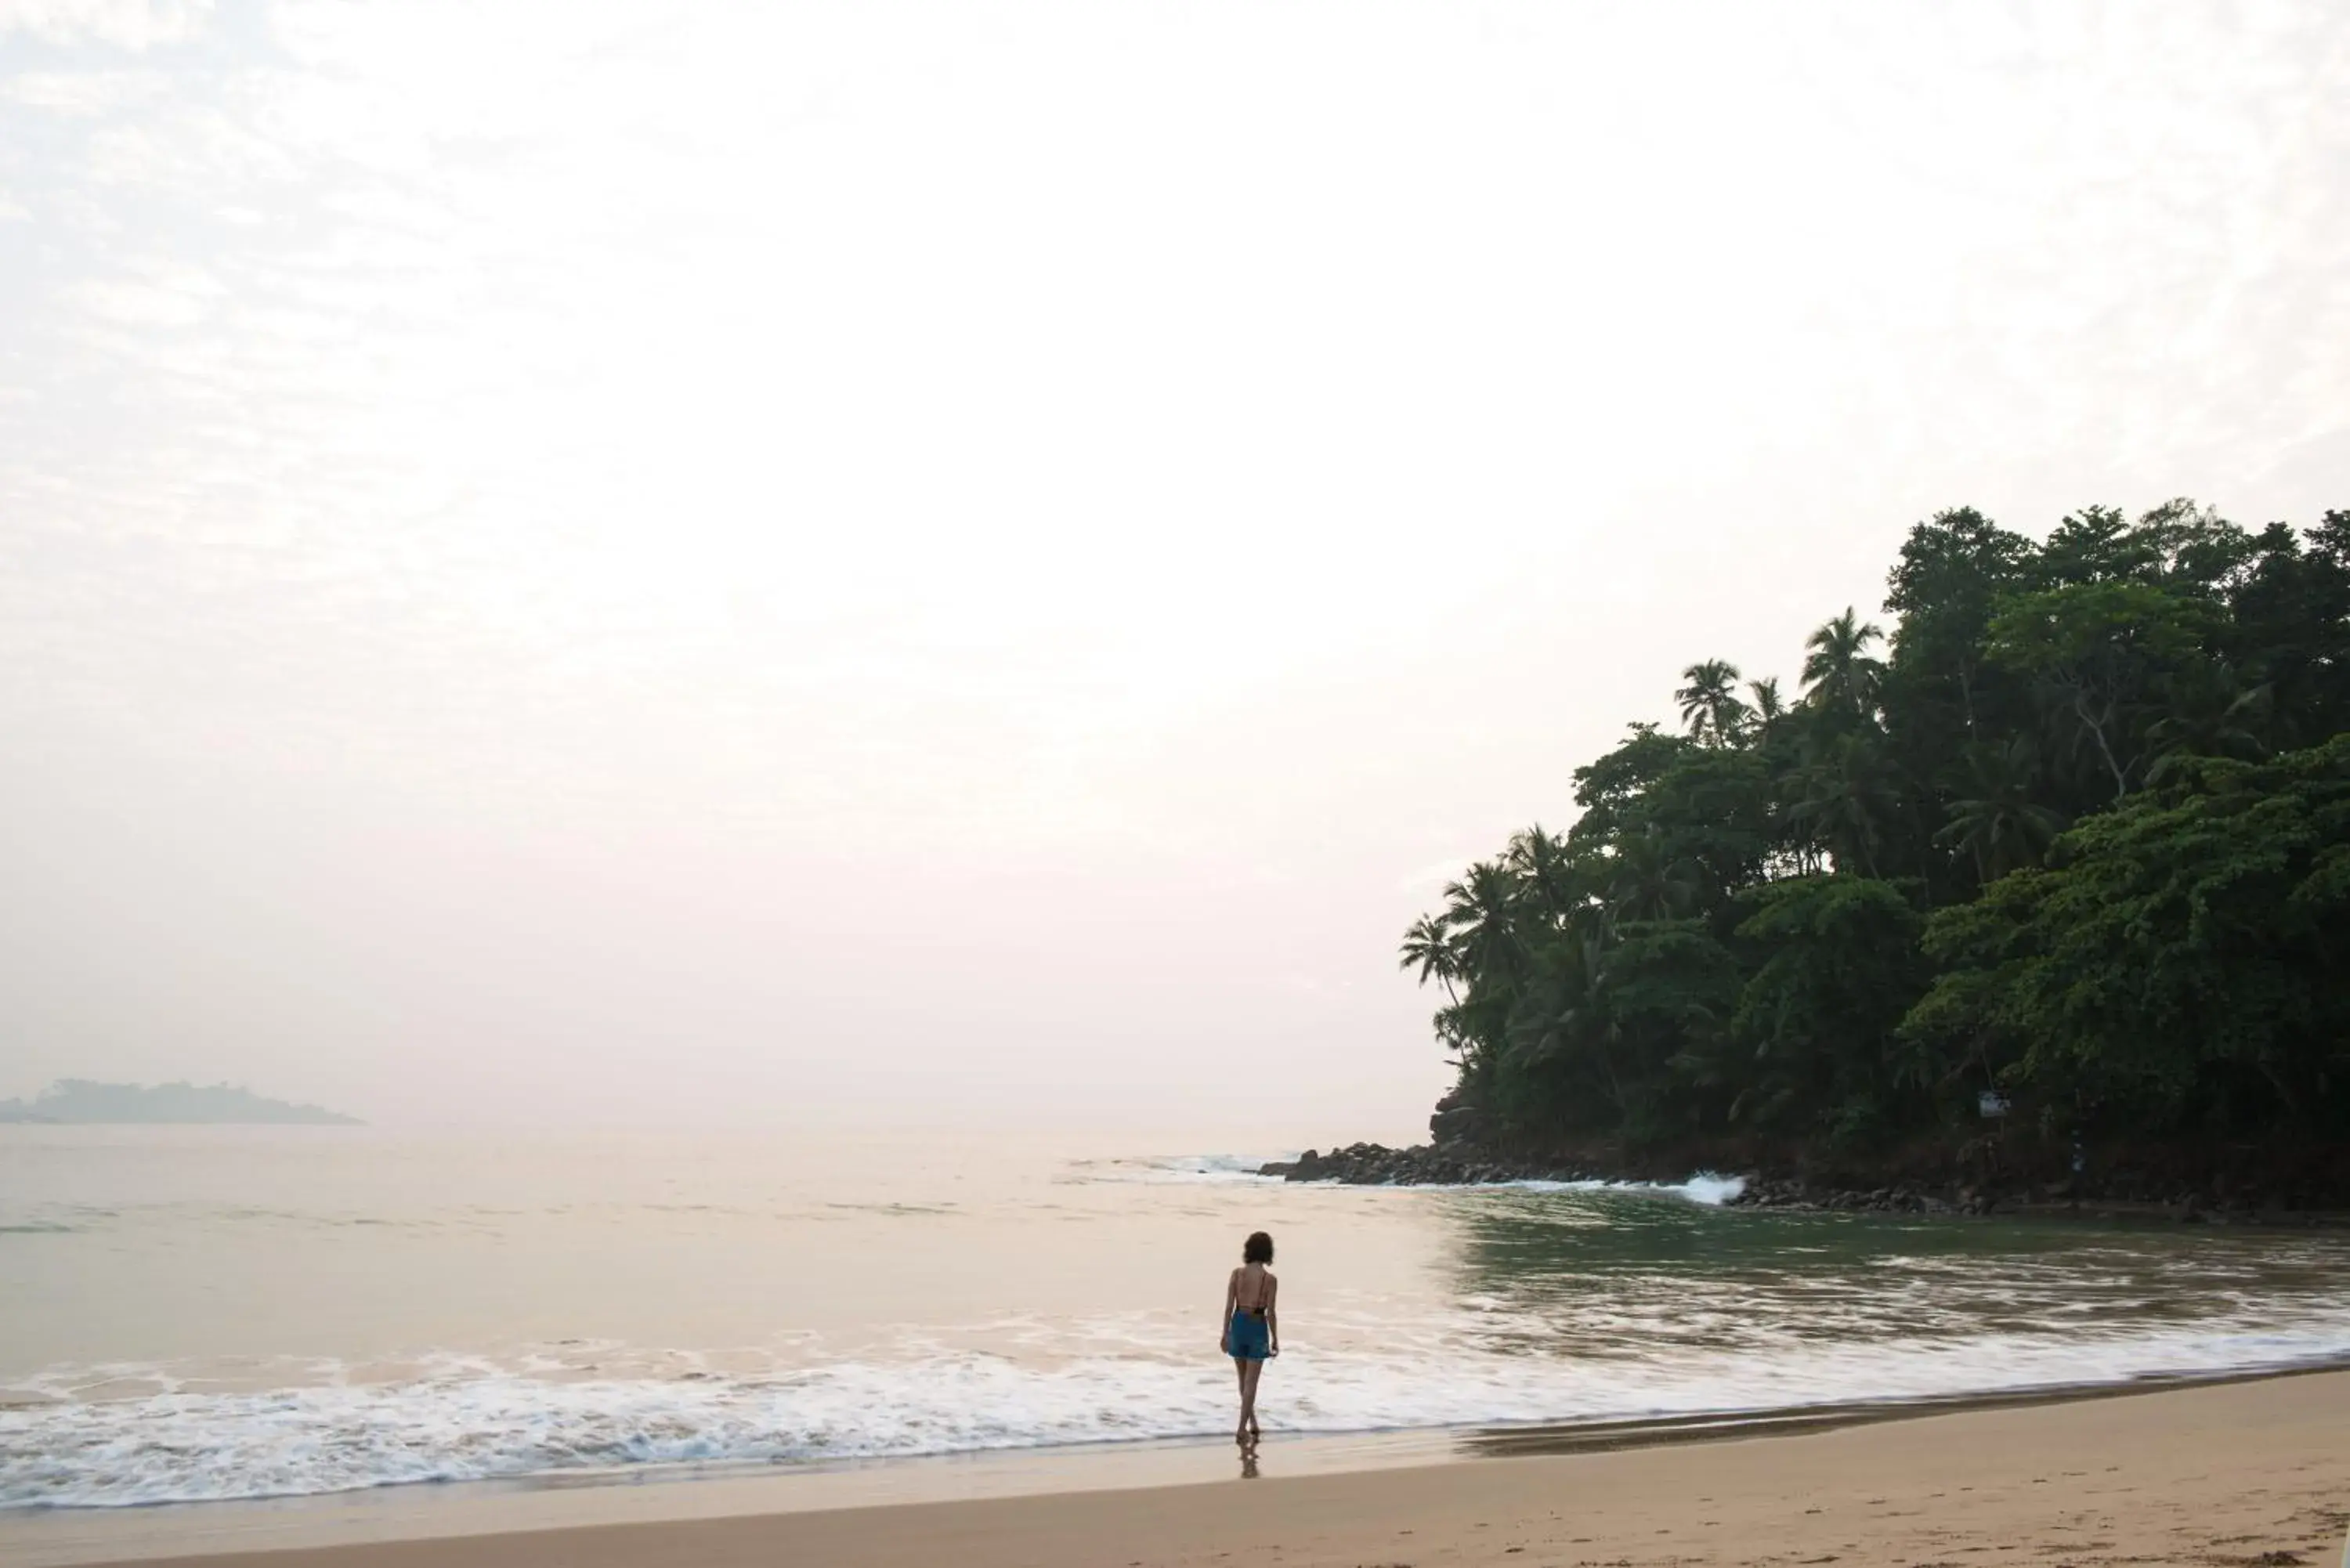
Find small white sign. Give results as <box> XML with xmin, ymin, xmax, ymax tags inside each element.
<box><xmin>1977</xmin><ymin>1090</ymin><xmax>2012</xmax><ymax>1119</ymax></box>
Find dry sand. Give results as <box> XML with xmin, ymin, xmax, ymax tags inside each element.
<box><xmin>67</xmin><ymin>1370</ymin><xmax>2350</xmax><ymax>1568</ymax></box>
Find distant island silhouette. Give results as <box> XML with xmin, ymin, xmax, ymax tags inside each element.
<box><xmin>0</xmin><ymin>1079</ymin><xmax>361</xmax><ymax>1125</ymax></box>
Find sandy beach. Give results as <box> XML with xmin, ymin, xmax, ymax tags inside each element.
<box><xmin>36</xmin><ymin>1370</ymin><xmax>2345</xmax><ymax>1568</ymax></box>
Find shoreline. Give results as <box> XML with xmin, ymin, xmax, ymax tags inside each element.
<box><xmin>9</xmin><ymin>1362</ymin><xmax>2348</xmax><ymax>1568</ymax></box>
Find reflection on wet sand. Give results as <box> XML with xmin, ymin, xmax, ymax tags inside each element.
<box><xmin>1449</xmin><ymin>1360</ymin><xmax>2350</xmax><ymax>1458</ymax></box>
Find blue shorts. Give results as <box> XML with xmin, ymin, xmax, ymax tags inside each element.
<box><xmin>1228</xmin><ymin>1310</ymin><xmax>1271</xmax><ymax>1361</ymax></box>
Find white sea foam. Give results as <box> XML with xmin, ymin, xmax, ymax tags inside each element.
<box><xmin>7</xmin><ymin>1310</ymin><xmax>2348</xmax><ymax>1509</ymax></box>
<box><xmin>1493</xmin><ymin>1173</ymin><xmax>1748</xmax><ymax>1204</ymax></box>
<box><xmin>1109</xmin><ymin>1157</ymin><xmax>1745</xmax><ymax>1204</ymax></box>
<box><xmin>1677</xmin><ymin>1172</ymin><xmax>1747</xmax><ymax>1205</ymax></box>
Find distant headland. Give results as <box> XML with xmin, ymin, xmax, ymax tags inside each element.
<box><xmin>0</xmin><ymin>1079</ymin><xmax>362</xmax><ymax>1125</ymax></box>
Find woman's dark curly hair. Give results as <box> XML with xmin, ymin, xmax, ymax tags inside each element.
<box><xmin>1242</xmin><ymin>1230</ymin><xmax>1274</xmax><ymax>1264</ymax></box>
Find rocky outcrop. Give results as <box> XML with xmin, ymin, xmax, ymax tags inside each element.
<box><xmin>1726</xmin><ymin>1176</ymin><xmax>1959</xmax><ymax>1215</ymax></box>
<box><xmin>1256</xmin><ymin>1142</ymin><xmax>1603</xmax><ymax>1186</ymax></box>
<box><xmin>1260</xmin><ymin>1126</ymin><xmax>2350</xmax><ymax>1221</ymax></box>
<box><xmin>1426</xmin><ymin>1088</ymin><xmax>1484</xmax><ymax>1148</ymax></box>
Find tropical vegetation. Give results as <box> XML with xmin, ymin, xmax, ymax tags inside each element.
<box><xmin>1401</xmin><ymin>501</ymin><xmax>2350</xmax><ymax>1163</ymax></box>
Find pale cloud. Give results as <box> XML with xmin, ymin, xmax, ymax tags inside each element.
<box><xmin>0</xmin><ymin>0</ymin><xmax>210</xmax><ymax>49</ymax></box>
<box><xmin>64</xmin><ymin>263</ymin><xmax>223</xmax><ymax>325</ymax></box>
<box><xmin>2</xmin><ymin>67</ymin><xmax>164</xmax><ymax>114</ymax></box>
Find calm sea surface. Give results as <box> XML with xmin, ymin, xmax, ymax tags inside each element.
<box><xmin>5</xmin><ymin>1126</ymin><xmax>2349</xmax><ymax>1509</ymax></box>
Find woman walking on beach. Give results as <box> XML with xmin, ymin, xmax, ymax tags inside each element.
<box><xmin>1221</xmin><ymin>1230</ymin><xmax>1278</xmax><ymax>1446</ymax></box>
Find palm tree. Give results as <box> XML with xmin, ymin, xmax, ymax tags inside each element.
<box><xmin>1499</xmin><ymin>930</ymin><xmax>1635</xmax><ymax>1114</ymax></box>
<box><xmin>2145</xmin><ymin>662</ymin><xmax>2272</xmax><ymax>786</ymax></box>
<box><xmin>1747</xmin><ymin>676</ymin><xmax>1786</xmax><ymax>739</ymax></box>
<box><xmin>1432</xmin><ymin>1000</ymin><xmax>1483</xmax><ymax>1072</ymax></box>
<box><xmin>1785</xmin><ymin>732</ymin><xmax>1902</xmax><ymax>878</ymax></box>
<box><xmin>1440</xmin><ymin>861</ymin><xmax>1526</xmax><ymax>988</ymax></box>
<box><xmin>1676</xmin><ymin>659</ymin><xmax>1748</xmax><ymax>746</ymax></box>
<box><xmin>1397</xmin><ymin>914</ymin><xmax>1462</xmax><ymax>1004</ymax></box>
<box><xmin>1500</xmin><ymin>937</ymin><xmax>1593</xmax><ymax>1073</ymax></box>
<box><xmin>1605</xmin><ymin>828</ymin><xmax>1704</xmax><ymax>923</ymax></box>
<box><xmin>1801</xmin><ymin>609</ymin><xmax>1888</xmax><ymax>723</ymax></box>
<box><xmin>1504</xmin><ymin>824</ymin><xmax>1580</xmax><ymax>928</ymax></box>
<box><xmin>1934</xmin><ymin>739</ymin><xmax>2065</xmax><ymax>883</ymax></box>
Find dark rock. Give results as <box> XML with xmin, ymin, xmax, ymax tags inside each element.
<box><xmin>1282</xmin><ymin>1149</ymin><xmax>1328</xmax><ymax>1182</ymax></box>
<box><xmin>1268</xmin><ymin>1139</ymin><xmax>1580</xmax><ymax>1187</ymax></box>
<box><xmin>1429</xmin><ymin>1089</ymin><xmax>1486</xmax><ymax>1147</ymax></box>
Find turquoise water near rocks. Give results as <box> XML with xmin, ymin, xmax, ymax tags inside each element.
<box><xmin>5</xmin><ymin>1126</ymin><xmax>2348</xmax><ymax>1508</ymax></box>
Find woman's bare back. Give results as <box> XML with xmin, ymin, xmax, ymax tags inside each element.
<box><xmin>1231</xmin><ymin>1263</ymin><xmax>1275</xmax><ymax>1313</ymax></box>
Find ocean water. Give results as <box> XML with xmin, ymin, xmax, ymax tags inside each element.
<box><xmin>5</xmin><ymin>1125</ymin><xmax>2350</xmax><ymax>1511</ymax></box>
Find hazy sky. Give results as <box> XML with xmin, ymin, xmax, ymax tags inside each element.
<box><xmin>2</xmin><ymin>1</ymin><xmax>2345</xmax><ymax>1133</ymax></box>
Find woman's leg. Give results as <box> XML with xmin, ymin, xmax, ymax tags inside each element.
<box><xmin>1232</xmin><ymin>1357</ymin><xmax>1249</xmax><ymax>1442</ymax></box>
<box><xmin>1239</xmin><ymin>1359</ymin><xmax>1264</xmax><ymax>1439</ymax></box>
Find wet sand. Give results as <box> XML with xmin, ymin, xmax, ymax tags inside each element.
<box><xmin>27</xmin><ymin>1369</ymin><xmax>2348</xmax><ymax>1568</ymax></box>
